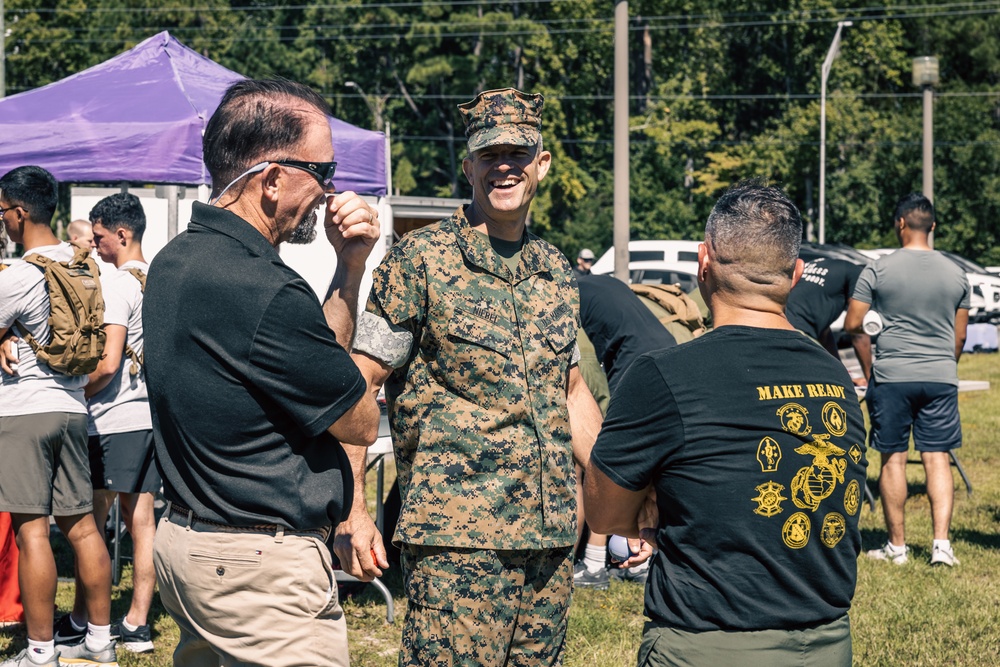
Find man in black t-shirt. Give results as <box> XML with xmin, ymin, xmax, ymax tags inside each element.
<box><xmin>573</xmin><ymin>273</ymin><xmax>677</xmax><ymax>589</ymax></box>
<box><xmin>143</xmin><ymin>79</ymin><xmax>381</xmax><ymax>666</ymax></box>
<box><xmin>584</xmin><ymin>181</ymin><xmax>867</xmax><ymax>666</ymax></box>
<box><xmin>786</xmin><ymin>256</ymin><xmax>872</xmax><ymax>383</ymax></box>
<box><xmin>578</xmin><ymin>273</ymin><xmax>677</xmax><ymax>394</ymax></box>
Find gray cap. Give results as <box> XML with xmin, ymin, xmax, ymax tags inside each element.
<box><xmin>578</xmin><ymin>248</ymin><xmax>596</xmax><ymax>261</ymax></box>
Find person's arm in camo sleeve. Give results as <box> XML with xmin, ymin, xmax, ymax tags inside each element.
<box><xmin>334</xmin><ymin>247</ymin><xmax>424</xmax><ymax>581</ymax></box>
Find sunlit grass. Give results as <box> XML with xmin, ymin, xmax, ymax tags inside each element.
<box><xmin>3</xmin><ymin>354</ymin><xmax>999</xmax><ymax>665</ymax></box>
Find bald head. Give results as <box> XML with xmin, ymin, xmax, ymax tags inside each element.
<box><xmin>67</xmin><ymin>219</ymin><xmax>93</xmax><ymax>249</ymax></box>
<box><xmin>703</xmin><ymin>180</ymin><xmax>802</xmax><ymax>306</ymax></box>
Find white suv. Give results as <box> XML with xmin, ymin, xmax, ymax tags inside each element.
<box><xmin>590</xmin><ymin>240</ymin><xmax>701</xmax><ymax>291</ymax></box>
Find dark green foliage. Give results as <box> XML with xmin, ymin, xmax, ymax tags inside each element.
<box><xmin>4</xmin><ymin>1</ymin><xmax>999</xmax><ymax>262</ymax></box>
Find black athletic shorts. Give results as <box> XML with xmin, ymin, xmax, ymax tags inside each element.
<box><xmin>88</xmin><ymin>430</ymin><xmax>161</xmax><ymax>493</ymax></box>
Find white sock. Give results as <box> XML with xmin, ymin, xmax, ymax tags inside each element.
<box><xmin>933</xmin><ymin>539</ymin><xmax>951</xmax><ymax>551</ymax></box>
<box><xmin>584</xmin><ymin>544</ymin><xmax>605</xmax><ymax>573</ymax></box>
<box><xmin>26</xmin><ymin>639</ymin><xmax>56</xmax><ymax>664</ymax></box>
<box><xmin>886</xmin><ymin>541</ymin><xmax>906</xmax><ymax>553</ymax></box>
<box><xmin>86</xmin><ymin>623</ymin><xmax>111</xmax><ymax>651</ymax></box>
<box><xmin>121</xmin><ymin>616</ymin><xmax>140</xmax><ymax>632</ymax></box>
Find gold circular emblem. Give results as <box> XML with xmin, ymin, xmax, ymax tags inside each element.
<box><xmin>820</xmin><ymin>512</ymin><xmax>847</xmax><ymax>548</ymax></box>
<box><xmin>821</xmin><ymin>401</ymin><xmax>848</xmax><ymax>437</ymax></box>
<box><xmin>843</xmin><ymin>480</ymin><xmax>860</xmax><ymax>516</ymax></box>
<box><xmin>782</xmin><ymin>512</ymin><xmax>811</xmax><ymax>549</ymax></box>
<box><xmin>752</xmin><ymin>481</ymin><xmax>787</xmax><ymax>517</ymax></box>
<box><xmin>777</xmin><ymin>403</ymin><xmax>811</xmax><ymax>436</ymax></box>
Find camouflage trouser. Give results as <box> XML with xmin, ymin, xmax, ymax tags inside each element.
<box><xmin>400</xmin><ymin>544</ymin><xmax>574</xmax><ymax>667</ymax></box>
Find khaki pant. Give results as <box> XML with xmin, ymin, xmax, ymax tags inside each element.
<box><xmin>638</xmin><ymin>615</ymin><xmax>852</xmax><ymax>667</ymax></box>
<box><xmin>153</xmin><ymin>513</ymin><xmax>349</xmax><ymax>667</ymax></box>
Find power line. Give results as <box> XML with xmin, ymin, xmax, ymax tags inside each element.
<box><xmin>6</xmin><ymin>3</ymin><xmax>998</xmax><ymax>44</ymax></box>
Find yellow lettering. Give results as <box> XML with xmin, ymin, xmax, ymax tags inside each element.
<box><xmin>757</xmin><ymin>386</ymin><xmax>773</xmax><ymax>401</ymax></box>
<box><xmin>782</xmin><ymin>384</ymin><xmax>804</xmax><ymax>398</ymax></box>
<box><xmin>806</xmin><ymin>384</ymin><xmax>820</xmax><ymax>398</ymax></box>
<box><xmin>831</xmin><ymin>385</ymin><xmax>845</xmax><ymax>399</ymax></box>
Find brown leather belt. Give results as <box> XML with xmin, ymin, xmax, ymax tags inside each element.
<box><xmin>165</xmin><ymin>502</ymin><xmax>331</xmax><ymax>542</ymax></box>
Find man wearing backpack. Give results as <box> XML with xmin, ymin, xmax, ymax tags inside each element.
<box><xmin>53</xmin><ymin>193</ymin><xmax>158</xmax><ymax>655</ymax></box>
<box><xmin>0</xmin><ymin>166</ymin><xmax>116</xmax><ymax>667</ymax></box>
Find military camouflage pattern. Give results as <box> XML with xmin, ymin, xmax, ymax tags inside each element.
<box><xmin>354</xmin><ymin>205</ymin><xmax>580</xmax><ymax>550</ymax></box>
<box><xmin>400</xmin><ymin>545</ymin><xmax>573</xmax><ymax>667</ymax></box>
<box><xmin>458</xmin><ymin>88</ymin><xmax>544</xmax><ymax>153</ymax></box>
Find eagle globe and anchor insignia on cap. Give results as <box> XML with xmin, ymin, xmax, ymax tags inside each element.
<box><xmin>458</xmin><ymin>88</ymin><xmax>544</xmax><ymax>153</ymax></box>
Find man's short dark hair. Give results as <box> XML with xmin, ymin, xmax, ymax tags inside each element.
<box><xmin>203</xmin><ymin>78</ymin><xmax>332</xmax><ymax>197</ymax></box>
<box><xmin>0</xmin><ymin>166</ymin><xmax>58</xmax><ymax>224</ymax></box>
<box><xmin>893</xmin><ymin>192</ymin><xmax>935</xmax><ymax>233</ymax></box>
<box><xmin>89</xmin><ymin>192</ymin><xmax>146</xmax><ymax>242</ymax></box>
<box><xmin>705</xmin><ymin>179</ymin><xmax>802</xmax><ymax>297</ymax></box>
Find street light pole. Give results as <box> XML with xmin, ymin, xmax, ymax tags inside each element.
<box><xmin>818</xmin><ymin>20</ymin><xmax>851</xmax><ymax>245</ymax></box>
<box><xmin>345</xmin><ymin>80</ymin><xmax>385</xmax><ymax>133</ymax></box>
<box><xmin>913</xmin><ymin>56</ymin><xmax>939</xmax><ymax>247</ymax></box>
<box><xmin>912</xmin><ymin>57</ymin><xmax>939</xmax><ymax>203</ymax></box>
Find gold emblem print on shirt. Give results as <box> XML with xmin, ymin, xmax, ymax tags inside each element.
<box><xmin>756</xmin><ymin>437</ymin><xmax>782</xmax><ymax>472</ymax></box>
<box><xmin>849</xmin><ymin>444</ymin><xmax>862</xmax><ymax>465</ymax></box>
<box><xmin>777</xmin><ymin>403</ymin><xmax>811</xmax><ymax>436</ymax></box>
<box><xmin>820</xmin><ymin>513</ymin><xmax>847</xmax><ymax>547</ymax></box>
<box><xmin>791</xmin><ymin>434</ymin><xmax>848</xmax><ymax>512</ymax></box>
<box><xmin>752</xmin><ymin>481</ymin><xmax>787</xmax><ymax>517</ymax></box>
<box><xmin>821</xmin><ymin>401</ymin><xmax>848</xmax><ymax>437</ymax></box>
<box><xmin>782</xmin><ymin>512</ymin><xmax>811</xmax><ymax>549</ymax></box>
<box><xmin>843</xmin><ymin>480</ymin><xmax>861</xmax><ymax>516</ymax></box>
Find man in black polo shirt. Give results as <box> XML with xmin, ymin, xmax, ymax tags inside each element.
<box><xmin>143</xmin><ymin>79</ymin><xmax>381</xmax><ymax>667</ymax></box>
<box><xmin>584</xmin><ymin>181</ymin><xmax>867</xmax><ymax>665</ymax></box>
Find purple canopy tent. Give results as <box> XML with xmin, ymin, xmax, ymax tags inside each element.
<box><xmin>0</xmin><ymin>31</ymin><xmax>387</xmax><ymax>195</ymax></box>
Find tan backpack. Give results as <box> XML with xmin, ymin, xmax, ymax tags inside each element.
<box><xmin>630</xmin><ymin>283</ymin><xmax>707</xmax><ymax>344</ymax></box>
<box><xmin>16</xmin><ymin>245</ymin><xmax>106</xmax><ymax>375</ymax></box>
<box><xmin>122</xmin><ymin>267</ymin><xmax>146</xmax><ymax>377</ymax></box>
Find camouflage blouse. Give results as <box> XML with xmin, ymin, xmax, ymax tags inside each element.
<box><xmin>356</xmin><ymin>206</ymin><xmax>580</xmax><ymax>550</ymax></box>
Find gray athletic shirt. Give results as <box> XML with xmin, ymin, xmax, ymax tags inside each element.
<box><xmin>852</xmin><ymin>248</ymin><xmax>970</xmax><ymax>385</ymax></box>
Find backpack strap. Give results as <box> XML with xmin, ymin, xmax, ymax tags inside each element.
<box><xmin>13</xmin><ymin>254</ymin><xmax>53</xmax><ymax>356</ymax></box>
<box><xmin>123</xmin><ymin>267</ymin><xmax>147</xmax><ymax>376</ymax></box>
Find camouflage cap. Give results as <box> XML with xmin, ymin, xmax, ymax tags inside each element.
<box><xmin>458</xmin><ymin>88</ymin><xmax>544</xmax><ymax>153</ymax></box>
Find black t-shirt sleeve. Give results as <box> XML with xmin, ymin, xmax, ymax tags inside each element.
<box><xmin>248</xmin><ymin>281</ymin><xmax>366</xmax><ymax>438</ymax></box>
<box><xmin>590</xmin><ymin>353</ymin><xmax>684</xmax><ymax>491</ymax></box>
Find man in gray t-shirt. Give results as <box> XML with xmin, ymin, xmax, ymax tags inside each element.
<box><xmin>846</xmin><ymin>192</ymin><xmax>970</xmax><ymax>568</ymax></box>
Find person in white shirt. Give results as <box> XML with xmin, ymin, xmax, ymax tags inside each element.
<box><xmin>53</xmin><ymin>193</ymin><xmax>159</xmax><ymax>655</ymax></box>
<box><xmin>0</xmin><ymin>166</ymin><xmax>114</xmax><ymax>667</ymax></box>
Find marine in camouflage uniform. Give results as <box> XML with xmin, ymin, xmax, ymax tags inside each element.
<box><xmin>349</xmin><ymin>88</ymin><xmax>603</xmax><ymax>666</ymax></box>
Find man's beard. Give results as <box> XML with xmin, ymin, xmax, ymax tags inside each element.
<box><xmin>288</xmin><ymin>211</ymin><xmax>318</xmax><ymax>245</ymax></box>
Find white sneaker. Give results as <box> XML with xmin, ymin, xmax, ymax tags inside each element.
<box><xmin>866</xmin><ymin>543</ymin><xmax>909</xmax><ymax>564</ymax></box>
<box><xmin>930</xmin><ymin>544</ymin><xmax>959</xmax><ymax>567</ymax></box>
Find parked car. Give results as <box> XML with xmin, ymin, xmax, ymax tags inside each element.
<box><xmin>857</xmin><ymin>248</ymin><xmax>996</xmax><ymax>322</ymax></box>
<box><xmin>799</xmin><ymin>242</ymin><xmax>872</xmax><ymax>267</ymax></box>
<box><xmin>590</xmin><ymin>240</ymin><xmax>701</xmax><ymax>277</ymax></box>
<box><xmin>590</xmin><ymin>240</ymin><xmax>701</xmax><ymax>291</ymax></box>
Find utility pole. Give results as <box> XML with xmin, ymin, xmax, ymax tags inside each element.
<box><xmin>613</xmin><ymin>0</ymin><xmax>629</xmax><ymax>282</ymax></box>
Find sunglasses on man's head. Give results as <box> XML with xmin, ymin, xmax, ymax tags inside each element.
<box><xmin>274</xmin><ymin>160</ymin><xmax>337</xmax><ymax>189</ymax></box>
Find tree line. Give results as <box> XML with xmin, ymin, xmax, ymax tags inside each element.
<box><xmin>4</xmin><ymin>0</ymin><xmax>1000</xmax><ymax>264</ymax></box>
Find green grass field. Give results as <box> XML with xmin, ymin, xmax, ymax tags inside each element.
<box><xmin>3</xmin><ymin>353</ymin><xmax>1000</xmax><ymax>665</ymax></box>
